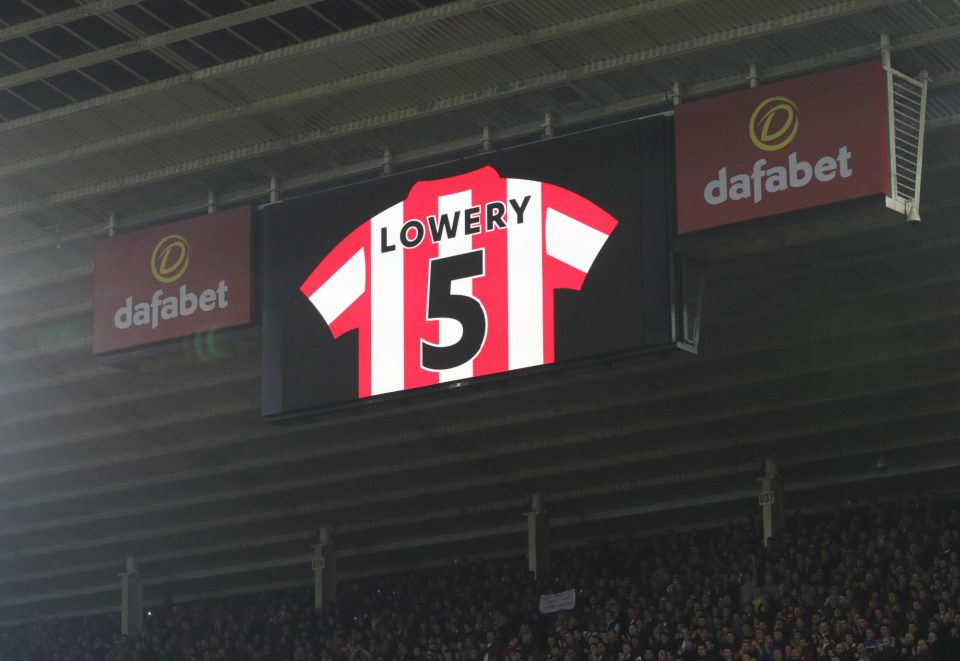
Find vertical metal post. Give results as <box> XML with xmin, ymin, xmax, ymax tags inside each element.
<box><xmin>748</xmin><ymin>64</ymin><xmax>759</xmax><ymax>88</ymax></box>
<box><xmin>880</xmin><ymin>32</ymin><xmax>892</xmax><ymax>71</ymax></box>
<box><xmin>525</xmin><ymin>493</ymin><xmax>550</xmax><ymax>580</ymax></box>
<box><xmin>881</xmin><ymin>34</ymin><xmax>898</xmax><ymax>200</ymax></box>
<box><xmin>913</xmin><ymin>69</ymin><xmax>929</xmax><ymax>211</ymax></box>
<box><xmin>107</xmin><ymin>212</ymin><xmax>117</xmax><ymax>237</ymax></box>
<box><xmin>671</xmin><ymin>81</ymin><xmax>682</xmax><ymax>106</ymax></box>
<box><xmin>758</xmin><ymin>458</ymin><xmax>784</xmax><ymax>547</ymax></box>
<box><xmin>481</xmin><ymin>126</ymin><xmax>492</xmax><ymax>152</ymax></box>
<box><xmin>120</xmin><ymin>556</ymin><xmax>142</xmax><ymax>636</ymax></box>
<box><xmin>207</xmin><ymin>191</ymin><xmax>217</xmax><ymax>214</ymax></box>
<box><xmin>382</xmin><ymin>148</ymin><xmax>393</xmax><ymax>176</ymax></box>
<box><xmin>313</xmin><ymin>527</ymin><xmax>337</xmax><ymax>610</ymax></box>
<box><xmin>269</xmin><ymin>176</ymin><xmax>281</xmax><ymax>204</ymax></box>
<box><xmin>542</xmin><ymin>113</ymin><xmax>555</xmax><ymax>139</ymax></box>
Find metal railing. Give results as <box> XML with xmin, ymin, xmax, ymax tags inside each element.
<box><xmin>885</xmin><ymin>66</ymin><xmax>928</xmax><ymax>220</ymax></box>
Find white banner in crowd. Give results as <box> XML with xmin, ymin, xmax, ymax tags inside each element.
<box><xmin>539</xmin><ymin>589</ymin><xmax>577</xmax><ymax>614</ymax></box>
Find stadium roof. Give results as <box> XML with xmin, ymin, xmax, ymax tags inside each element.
<box><xmin>2</xmin><ymin>0</ymin><xmax>960</xmax><ymax>623</ymax></box>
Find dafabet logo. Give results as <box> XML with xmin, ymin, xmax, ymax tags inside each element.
<box><xmin>704</xmin><ymin>93</ymin><xmax>853</xmax><ymax>207</ymax></box>
<box><xmin>748</xmin><ymin>96</ymin><xmax>799</xmax><ymax>151</ymax></box>
<box><xmin>113</xmin><ymin>234</ymin><xmax>230</xmax><ymax>331</ymax></box>
<box><xmin>150</xmin><ymin>234</ymin><xmax>190</xmax><ymax>283</ymax></box>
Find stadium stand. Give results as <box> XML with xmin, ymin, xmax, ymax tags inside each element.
<box><xmin>1</xmin><ymin>497</ymin><xmax>957</xmax><ymax>661</ymax></box>
<box><xmin>5</xmin><ymin>1</ymin><xmax>960</xmax><ymax>658</ymax></box>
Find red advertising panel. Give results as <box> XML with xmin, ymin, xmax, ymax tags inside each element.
<box><xmin>676</xmin><ymin>60</ymin><xmax>888</xmax><ymax>234</ymax></box>
<box><xmin>93</xmin><ymin>207</ymin><xmax>253</xmax><ymax>354</ymax></box>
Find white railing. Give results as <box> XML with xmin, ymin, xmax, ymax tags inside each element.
<box><xmin>885</xmin><ymin>66</ymin><xmax>928</xmax><ymax>221</ymax></box>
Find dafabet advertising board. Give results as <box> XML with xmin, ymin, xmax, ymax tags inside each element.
<box><xmin>93</xmin><ymin>207</ymin><xmax>254</xmax><ymax>354</ymax></box>
<box><xmin>260</xmin><ymin>118</ymin><xmax>679</xmax><ymax>418</ymax></box>
<box><xmin>675</xmin><ymin>60</ymin><xmax>888</xmax><ymax>234</ymax></box>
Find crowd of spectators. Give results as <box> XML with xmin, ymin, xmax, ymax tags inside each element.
<box><xmin>1</xmin><ymin>497</ymin><xmax>958</xmax><ymax>661</ymax></box>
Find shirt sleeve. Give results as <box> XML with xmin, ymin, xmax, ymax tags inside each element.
<box><xmin>542</xmin><ymin>182</ymin><xmax>618</xmax><ymax>290</ymax></box>
<box><xmin>300</xmin><ymin>222</ymin><xmax>368</xmax><ymax>338</ymax></box>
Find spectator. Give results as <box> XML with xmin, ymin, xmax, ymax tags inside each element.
<box><xmin>0</xmin><ymin>498</ymin><xmax>958</xmax><ymax>661</ymax></box>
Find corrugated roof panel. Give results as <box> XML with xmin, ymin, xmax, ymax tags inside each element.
<box><xmin>0</xmin><ymin>217</ymin><xmax>56</xmax><ymax>252</ymax></box>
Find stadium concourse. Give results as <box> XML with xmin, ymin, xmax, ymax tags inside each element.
<box><xmin>4</xmin><ymin>0</ymin><xmax>960</xmax><ymax>656</ymax></box>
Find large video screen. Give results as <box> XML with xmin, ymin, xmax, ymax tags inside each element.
<box><xmin>261</xmin><ymin>117</ymin><xmax>677</xmax><ymax>419</ymax></box>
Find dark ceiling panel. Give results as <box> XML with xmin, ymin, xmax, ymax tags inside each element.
<box><xmin>270</xmin><ymin>6</ymin><xmax>339</xmax><ymax>40</ymax></box>
<box><xmin>113</xmin><ymin>5</ymin><xmax>170</xmax><ymax>36</ymax></box>
<box><xmin>23</xmin><ymin>0</ymin><xmax>80</xmax><ymax>14</ymax></box>
<box><xmin>12</xmin><ymin>80</ymin><xmax>71</xmax><ymax>111</ymax></box>
<box><xmin>116</xmin><ymin>50</ymin><xmax>180</xmax><ymax>82</ymax></box>
<box><xmin>45</xmin><ymin>71</ymin><xmax>107</xmax><ymax>101</ymax></box>
<box><xmin>166</xmin><ymin>39</ymin><xmax>221</xmax><ymax>69</ymax></box>
<box><xmin>0</xmin><ymin>38</ymin><xmax>57</xmax><ymax>69</ymax></box>
<box><xmin>138</xmin><ymin>0</ymin><xmax>206</xmax><ymax>29</ymax></box>
<box><xmin>374</xmin><ymin>0</ymin><xmax>428</xmax><ymax>20</ymax></box>
<box><xmin>231</xmin><ymin>18</ymin><xmax>298</xmax><ymax>53</ymax></box>
<box><xmin>0</xmin><ymin>1</ymin><xmax>43</xmax><ymax>27</ymax></box>
<box><xmin>191</xmin><ymin>0</ymin><xmax>260</xmax><ymax>18</ymax></box>
<box><xmin>0</xmin><ymin>90</ymin><xmax>34</xmax><ymax>120</ymax></box>
<box><xmin>315</xmin><ymin>0</ymin><xmax>382</xmax><ymax>31</ymax></box>
<box><xmin>66</xmin><ymin>16</ymin><xmax>129</xmax><ymax>49</ymax></box>
<box><xmin>80</xmin><ymin>60</ymin><xmax>144</xmax><ymax>91</ymax></box>
<box><xmin>192</xmin><ymin>29</ymin><xmax>259</xmax><ymax>62</ymax></box>
<box><xmin>0</xmin><ymin>55</ymin><xmax>22</xmax><ymax>78</ymax></box>
<box><xmin>29</xmin><ymin>27</ymin><xmax>94</xmax><ymax>59</ymax></box>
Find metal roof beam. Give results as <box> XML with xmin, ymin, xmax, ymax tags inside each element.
<box><xmin>3</xmin><ymin>450</ymin><xmax>958</xmax><ymax>597</ymax></box>
<box><xmin>2</xmin><ymin>353</ymin><xmax>959</xmax><ymax>541</ymax></box>
<box><xmin>0</xmin><ymin>0</ymin><xmax>706</xmax><ymax>180</ymax></box>
<box><xmin>0</xmin><ymin>451</ymin><xmax>760</xmax><ymax>537</ymax></box>
<box><xmin>0</xmin><ymin>300</ymin><xmax>88</xmax><ymax>333</ymax></box>
<box><xmin>0</xmin><ymin>337</ymin><xmax>89</xmax><ymax>369</ymax></box>
<box><xmin>556</xmin><ymin>456</ymin><xmax>960</xmax><ymax>527</ymax></box>
<box><xmin>927</xmin><ymin>111</ymin><xmax>960</xmax><ymax>130</ymax></box>
<box><xmin>1</xmin><ymin>449</ymin><xmax>953</xmax><ymax>618</ymax></box>
<box><xmin>0</xmin><ymin>530</ymin><xmax>316</xmax><ymax>586</ymax></box>
<box><xmin>96</xmin><ymin>7</ymin><xmax>204</xmax><ymax>76</ymax></box>
<box><xmin>0</xmin><ymin>365</ymin><xmax>109</xmax><ymax>399</ymax></box>
<box><xmin>0</xmin><ymin>247</ymin><xmax>954</xmax><ymax>431</ymax></box>
<box><xmin>4</xmin><ymin>24</ymin><xmax>958</xmax><ymax>258</ymax></box>
<box><xmin>0</xmin><ymin>0</ymin><xmax>142</xmax><ymax>44</ymax></box>
<box><xmin>0</xmin><ymin>263</ymin><xmax>92</xmax><ymax>296</ymax></box>
<box><xmin>0</xmin><ymin>367</ymin><xmax>259</xmax><ymax>430</ymax></box>
<box><xmin>0</xmin><ymin>399</ymin><xmax>259</xmax><ymax>459</ymax></box>
<box><xmin>1</xmin><ymin>289</ymin><xmax>957</xmax><ymax>476</ymax></box>
<box><xmin>2</xmin><ymin>325</ymin><xmax>958</xmax><ymax>507</ymax></box>
<box><xmin>7</xmin><ymin>171</ymin><xmax>955</xmax><ymax>298</ymax></box>
<box><xmin>0</xmin><ymin>0</ymin><xmax>324</xmax><ymax>91</ymax></box>
<box><xmin>0</xmin><ymin>0</ymin><xmax>510</xmax><ymax>135</ymax></box>
<box><xmin>5</xmin><ymin>444</ymin><xmax>960</xmax><ymax>587</ymax></box>
<box><xmin>2</xmin><ymin>223</ymin><xmax>955</xmax><ymax>401</ymax></box>
<box><xmin>0</xmin><ymin>0</ymin><xmax>921</xmax><ymax>224</ymax></box>
<box><xmin>0</xmin><ymin>298</ymin><xmax>954</xmax><ymax>500</ymax></box>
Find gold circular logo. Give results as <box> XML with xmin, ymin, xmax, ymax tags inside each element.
<box><xmin>150</xmin><ymin>234</ymin><xmax>190</xmax><ymax>283</ymax></box>
<box><xmin>749</xmin><ymin>96</ymin><xmax>799</xmax><ymax>152</ymax></box>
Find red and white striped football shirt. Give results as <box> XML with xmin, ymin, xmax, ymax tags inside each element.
<box><xmin>300</xmin><ymin>166</ymin><xmax>617</xmax><ymax>398</ymax></box>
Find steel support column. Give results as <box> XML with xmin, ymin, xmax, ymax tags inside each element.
<box><xmin>759</xmin><ymin>457</ymin><xmax>784</xmax><ymax>546</ymax></box>
<box><xmin>313</xmin><ymin>527</ymin><xmax>337</xmax><ymax>610</ymax></box>
<box><xmin>120</xmin><ymin>556</ymin><xmax>142</xmax><ymax>636</ymax></box>
<box><xmin>525</xmin><ymin>493</ymin><xmax>550</xmax><ymax>580</ymax></box>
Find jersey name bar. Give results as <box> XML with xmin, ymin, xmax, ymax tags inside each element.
<box><xmin>380</xmin><ymin>195</ymin><xmax>532</xmax><ymax>252</ymax></box>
